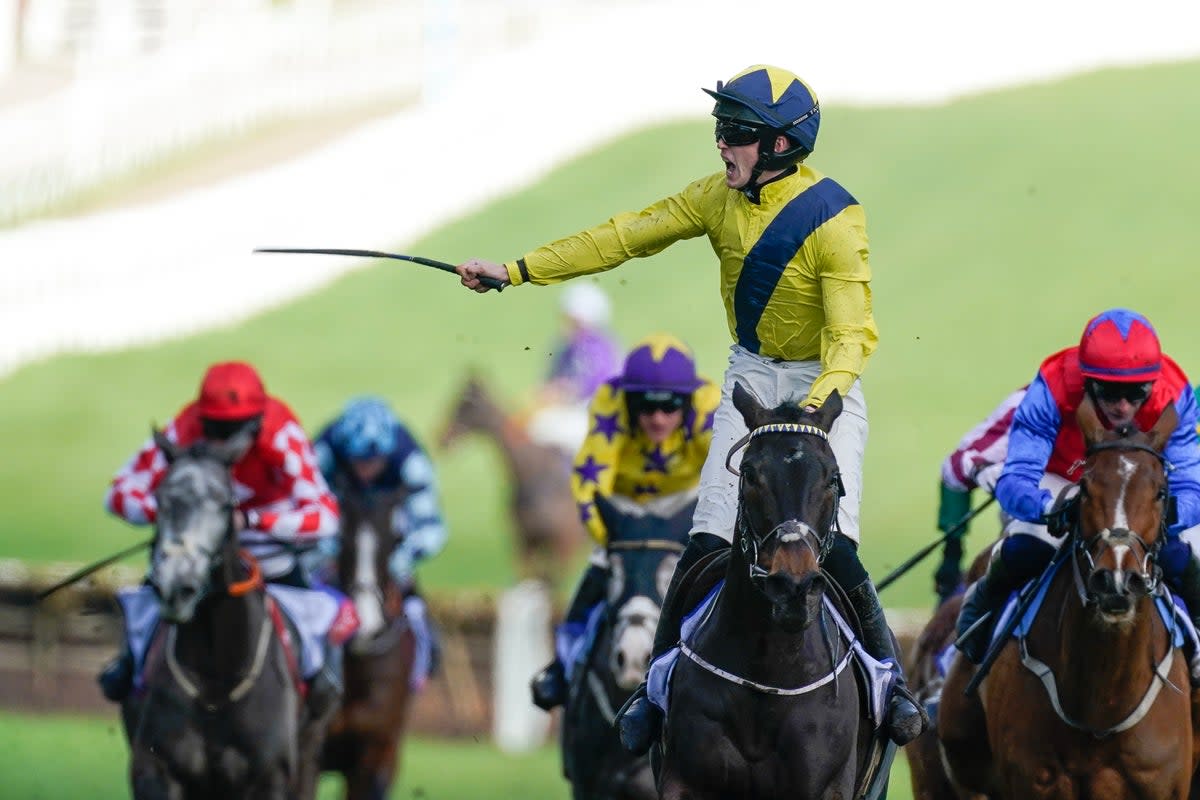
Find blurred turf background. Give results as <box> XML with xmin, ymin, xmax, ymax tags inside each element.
<box><xmin>1</xmin><ymin>60</ymin><xmax>1197</xmax><ymax>612</ymax></box>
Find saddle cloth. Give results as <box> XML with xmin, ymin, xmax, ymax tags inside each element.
<box><xmin>116</xmin><ymin>582</ymin><xmax>356</xmax><ymax>686</ymax></box>
<box><xmin>646</xmin><ymin>580</ymin><xmax>897</xmax><ymax>727</ymax></box>
<box><xmin>924</xmin><ymin>563</ymin><xmax>1198</xmax><ymax>717</ymax></box>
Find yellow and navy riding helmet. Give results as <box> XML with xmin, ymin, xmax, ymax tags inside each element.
<box><xmin>703</xmin><ymin>65</ymin><xmax>820</xmax><ymax>168</ymax></box>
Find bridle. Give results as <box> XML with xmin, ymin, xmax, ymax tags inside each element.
<box><xmin>726</xmin><ymin>423</ymin><xmax>844</xmax><ymax>583</ymax></box>
<box><xmin>1066</xmin><ymin>438</ymin><xmax>1171</xmax><ymax>606</ymax></box>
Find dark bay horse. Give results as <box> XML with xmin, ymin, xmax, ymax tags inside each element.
<box><xmin>321</xmin><ymin>486</ymin><xmax>418</xmax><ymax>800</ymax></box>
<box><xmin>438</xmin><ymin>374</ymin><xmax>585</xmax><ymax>586</ymax></box>
<box><xmin>122</xmin><ymin>430</ymin><xmax>323</xmax><ymax>799</ymax></box>
<box><xmin>939</xmin><ymin>398</ymin><xmax>1199</xmax><ymax>799</ymax></box>
<box><xmin>658</xmin><ymin>385</ymin><xmax>888</xmax><ymax>800</ymax></box>
<box><xmin>562</xmin><ymin>493</ymin><xmax>694</xmax><ymax>800</ymax></box>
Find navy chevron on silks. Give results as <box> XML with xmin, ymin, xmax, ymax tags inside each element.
<box><xmin>733</xmin><ymin>178</ymin><xmax>858</xmax><ymax>354</ymax></box>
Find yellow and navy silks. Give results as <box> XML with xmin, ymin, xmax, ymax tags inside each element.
<box><xmin>503</xmin><ymin>165</ymin><xmax>879</xmax><ymax>407</ymax></box>
<box><xmin>572</xmin><ymin>378</ymin><xmax>721</xmax><ymax>545</ymax></box>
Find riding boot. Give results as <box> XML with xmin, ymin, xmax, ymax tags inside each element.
<box><xmin>955</xmin><ymin>552</ymin><xmax>1019</xmax><ymax>664</ymax></box>
<box><xmin>97</xmin><ymin>647</ymin><xmax>135</xmax><ymax>703</ymax></box>
<box><xmin>616</xmin><ymin>531</ymin><xmax>730</xmax><ymax>756</ymax></box>
<box><xmin>848</xmin><ymin>580</ymin><xmax>930</xmax><ymax>746</ymax></box>
<box><xmin>934</xmin><ymin>484</ymin><xmax>972</xmax><ymax>605</ymax></box>
<box><xmin>306</xmin><ymin>641</ymin><xmax>344</xmax><ymax>721</ymax></box>
<box><xmin>531</xmin><ymin>562</ymin><xmax>607</xmax><ymax>710</ymax></box>
<box><xmin>1168</xmin><ymin>550</ymin><xmax>1200</xmax><ymax>685</ymax></box>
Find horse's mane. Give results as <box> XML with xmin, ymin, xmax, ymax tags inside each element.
<box><xmin>760</xmin><ymin>401</ymin><xmax>812</xmax><ymax>426</ymax></box>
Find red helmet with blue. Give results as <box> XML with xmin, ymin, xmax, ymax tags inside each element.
<box><xmin>197</xmin><ymin>361</ymin><xmax>267</xmax><ymax>421</ymax></box>
<box><xmin>618</xmin><ymin>334</ymin><xmax>704</xmax><ymax>395</ymax></box>
<box><xmin>1078</xmin><ymin>309</ymin><xmax>1162</xmax><ymax>383</ymax></box>
<box><xmin>703</xmin><ymin>65</ymin><xmax>820</xmax><ymax>169</ymax></box>
<box><xmin>331</xmin><ymin>396</ymin><xmax>399</xmax><ymax>460</ymax></box>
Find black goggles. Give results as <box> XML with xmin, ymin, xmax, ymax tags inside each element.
<box><xmin>714</xmin><ymin>118</ymin><xmax>766</xmax><ymax>146</ymax></box>
<box><xmin>1088</xmin><ymin>380</ymin><xmax>1153</xmax><ymax>405</ymax></box>
<box><xmin>632</xmin><ymin>393</ymin><xmax>686</xmax><ymax>415</ymax></box>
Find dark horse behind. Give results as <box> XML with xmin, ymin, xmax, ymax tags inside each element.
<box><xmin>657</xmin><ymin>384</ymin><xmax>891</xmax><ymax>800</ymax></box>
<box><xmin>934</xmin><ymin>397</ymin><xmax>1199</xmax><ymax>799</ymax></box>
<box><xmin>121</xmin><ymin>429</ymin><xmax>326</xmax><ymax>799</ymax></box>
<box><xmin>320</xmin><ymin>485</ymin><xmax>419</xmax><ymax>800</ymax></box>
<box><xmin>562</xmin><ymin>492</ymin><xmax>694</xmax><ymax>800</ymax></box>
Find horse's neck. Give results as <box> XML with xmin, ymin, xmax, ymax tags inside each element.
<box><xmin>173</xmin><ymin>577</ymin><xmax>265</xmax><ymax>683</ymax></box>
<box><xmin>1036</xmin><ymin>570</ymin><xmax>1165</xmax><ymax>716</ymax></box>
<box><xmin>698</xmin><ymin>554</ymin><xmax>830</xmax><ymax>683</ymax></box>
<box><xmin>468</xmin><ymin>402</ymin><xmax>550</xmax><ymax>482</ymax></box>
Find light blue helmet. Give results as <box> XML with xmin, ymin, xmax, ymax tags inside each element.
<box><xmin>331</xmin><ymin>396</ymin><xmax>398</xmax><ymax>460</ymax></box>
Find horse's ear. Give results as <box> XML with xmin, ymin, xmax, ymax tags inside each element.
<box><xmin>152</xmin><ymin>426</ymin><xmax>179</xmax><ymax>464</ymax></box>
<box><xmin>1077</xmin><ymin>394</ymin><xmax>1106</xmax><ymax>447</ymax></box>
<box><xmin>807</xmin><ymin>390</ymin><xmax>843</xmax><ymax>432</ymax></box>
<box><xmin>592</xmin><ymin>493</ymin><xmax>624</xmax><ymax>541</ymax></box>
<box><xmin>732</xmin><ymin>382</ymin><xmax>767</xmax><ymax>429</ymax></box>
<box><xmin>1146</xmin><ymin>401</ymin><xmax>1179</xmax><ymax>453</ymax></box>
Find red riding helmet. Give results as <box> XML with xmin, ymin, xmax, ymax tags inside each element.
<box><xmin>197</xmin><ymin>362</ymin><xmax>268</xmax><ymax>420</ymax></box>
<box><xmin>1078</xmin><ymin>309</ymin><xmax>1162</xmax><ymax>383</ymax></box>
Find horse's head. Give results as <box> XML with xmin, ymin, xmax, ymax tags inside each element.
<box><xmin>337</xmin><ymin>485</ymin><xmax>408</xmax><ymax>650</ymax></box>
<box><xmin>438</xmin><ymin>373</ymin><xmax>496</xmax><ymax>451</ymax></box>
<box><xmin>149</xmin><ymin>427</ymin><xmax>251</xmax><ymax>623</ymax></box>
<box><xmin>730</xmin><ymin>383</ymin><xmax>844</xmax><ymax>633</ymax></box>
<box><xmin>595</xmin><ymin>493</ymin><xmax>693</xmax><ymax>690</ymax></box>
<box><xmin>1073</xmin><ymin>395</ymin><xmax>1175</xmax><ymax>620</ymax></box>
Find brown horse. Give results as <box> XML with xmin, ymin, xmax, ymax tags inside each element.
<box><xmin>320</xmin><ymin>486</ymin><xmax>418</xmax><ymax>800</ymax></box>
<box><xmin>937</xmin><ymin>398</ymin><xmax>1198</xmax><ymax>800</ymax></box>
<box><xmin>438</xmin><ymin>374</ymin><xmax>586</xmax><ymax>586</ymax></box>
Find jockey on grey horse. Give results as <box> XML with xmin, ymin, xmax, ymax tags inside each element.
<box><xmin>99</xmin><ymin>361</ymin><xmax>357</xmax><ymax>717</ymax></box>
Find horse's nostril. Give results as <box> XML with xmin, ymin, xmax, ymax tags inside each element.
<box><xmin>1088</xmin><ymin>571</ymin><xmax>1115</xmax><ymax>596</ymax></box>
<box><xmin>616</xmin><ymin>652</ymin><xmax>626</xmax><ymax>669</ymax></box>
<box><xmin>1127</xmin><ymin>573</ymin><xmax>1149</xmax><ymax>596</ymax></box>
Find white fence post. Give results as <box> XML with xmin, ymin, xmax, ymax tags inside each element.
<box><xmin>492</xmin><ymin>578</ymin><xmax>553</xmax><ymax>753</ymax></box>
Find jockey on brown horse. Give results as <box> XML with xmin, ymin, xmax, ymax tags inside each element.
<box><xmin>530</xmin><ymin>334</ymin><xmax>720</xmax><ymax>711</ymax></box>
<box><xmin>312</xmin><ymin>396</ymin><xmax>446</xmax><ymax>692</ymax></box>
<box><xmin>956</xmin><ymin>309</ymin><xmax>1200</xmax><ymax>676</ymax></box>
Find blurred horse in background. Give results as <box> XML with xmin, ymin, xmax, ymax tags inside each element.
<box><xmin>439</xmin><ymin>373</ymin><xmax>586</xmax><ymax>587</ymax></box>
<box><xmin>122</xmin><ymin>430</ymin><xmax>323</xmax><ymax>799</ymax></box>
<box><xmin>561</xmin><ymin>493</ymin><xmax>694</xmax><ymax>800</ymax></box>
<box><xmin>320</xmin><ymin>485</ymin><xmax>418</xmax><ymax>800</ymax></box>
<box><xmin>938</xmin><ymin>400</ymin><xmax>1196</xmax><ymax>800</ymax></box>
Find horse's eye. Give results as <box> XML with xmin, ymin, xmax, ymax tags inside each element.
<box><xmin>741</xmin><ymin>464</ymin><xmax>758</xmax><ymax>483</ymax></box>
<box><xmin>1157</xmin><ymin>487</ymin><xmax>1168</xmax><ymax>502</ymax></box>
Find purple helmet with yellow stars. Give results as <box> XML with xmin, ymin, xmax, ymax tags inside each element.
<box><xmin>704</xmin><ymin>64</ymin><xmax>820</xmax><ymax>168</ymax></box>
<box><xmin>618</xmin><ymin>334</ymin><xmax>703</xmax><ymax>395</ymax></box>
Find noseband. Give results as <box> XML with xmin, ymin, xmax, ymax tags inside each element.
<box><xmin>726</xmin><ymin>423</ymin><xmax>844</xmax><ymax>583</ymax></box>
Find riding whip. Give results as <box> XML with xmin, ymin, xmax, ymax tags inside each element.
<box><xmin>876</xmin><ymin>495</ymin><xmax>997</xmax><ymax>593</ymax></box>
<box><xmin>253</xmin><ymin>247</ymin><xmax>505</xmax><ymax>292</ymax></box>
<box><xmin>36</xmin><ymin>537</ymin><xmax>154</xmax><ymax>601</ymax></box>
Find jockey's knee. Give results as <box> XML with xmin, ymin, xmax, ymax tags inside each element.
<box><xmin>999</xmin><ymin>534</ymin><xmax>1055</xmax><ymax>583</ymax></box>
<box><xmin>821</xmin><ymin>533</ymin><xmax>869</xmax><ymax>594</ymax></box>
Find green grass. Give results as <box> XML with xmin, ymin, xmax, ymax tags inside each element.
<box><xmin>0</xmin><ymin>711</ymin><xmax>915</xmax><ymax>799</ymax></box>
<box><xmin>2</xmin><ymin>60</ymin><xmax>1199</xmax><ymax>611</ymax></box>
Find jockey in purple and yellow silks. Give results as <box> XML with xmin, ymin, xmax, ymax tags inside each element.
<box><xmin>528</xmin><ymin>334</ymin><xmax>719</xmax><ymax>711</ymax></box>
<box><xmin>956</xmin><ymin>309</ymin><xmax>1200</xmax><ymax>676</ymax></box>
